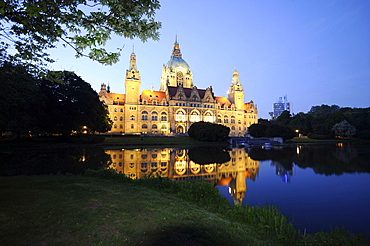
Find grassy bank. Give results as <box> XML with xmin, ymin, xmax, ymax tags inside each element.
<box><xmin>1</xmin><ymin>173</ymin><xmax>367</xmax><ymax>245</ymax></box>
<box><xmin>0</xmin><ymin>136</ymin><xmax>229</xmax><ymax>150</ymax></box>
<box><xmin>100</xmin><ymin>136</ymin><xmax>229</xmax><ymax>149</ymax></box>
<box><xmin>289</xmin><ymin>137</ymin><xmax>370</xmax><ymax>144</ymax></box>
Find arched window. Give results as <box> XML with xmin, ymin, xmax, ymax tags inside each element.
<box><xmin>152</xmin><ymin>111</ymin><xmax>158</xmax><ymax>121</ymax></box>
<box><xmin>161</xmin><ymin>124</ymin><xmax>167</xmax><ymax>130</ymax></box>
<box><xmin>190</xmin><ymin>111</ymin><xmax>200</xmax><ymax>122</ymax></box>
<box><xmin>176</xmin><ymin>111</ymin><xmax>186</xmax><ymax>122</ymax></box>
<box><xmin>177</xmin><ymin>71</ymin><xmax>184</xmax><ymax>86</ymax></box>
<box><xmin>231</xmin><ymin>116</ymin><xmax>235</xmax><ymax>124</ymax></box>
<box><xmin>224</xmin><ymin>116</ymin><xmax>228</xmax><ymax>123</ymax></box>
<box><xmin>130</xmin><ymin>115</ymin><xmax>135</xmax><ymax>120</ymax></box>
<box><xmin>142</xmin><ymin>124</ymin><xmax>148</xmax><ymax>129</ymax></box>
<box><xmin>152</xmin><ymin>124</ymin><xmax>158</xmax><ymax>129</ymax></box>
<box><xmin>161</xmin><ymin>112</ymin><xmax>167</xmax><ymax>121</ymax></box>
<box><xmin>120</xmin><ymin>116</ymin><xmax>123</xmax><ymax>121</ymax></box>
<box><xmin>141</xmin><ymin>111</ymin><xmax>148</xmax><ymax>120</ymax></box>
<box><xmin>120</xmin><ymin>108</ymin><xmax>123</xmax><ymax>112</ymax></box>
<box><xmin>231</xmin><ymin>126</ymin><xmax>235</xmax><ymax>130</ymax></box>
<box><xmin>114</xmin><ymin>124</ymin><xmax>117</xmax><ymax>128</ymax></box>
<box><xmin>120</xmin><ymin>124</ymin><xmax>123</xmax><ymax>129</ymax></box>
<box><xmin>192</xmin><ymin>95</ymin><xmax>197</xmax><ymax>101</ymax></box>
<box><xmin>217</xmin><ymin>115</ymin><xmax>222</xmax><ymax>123</ymax></box>
<box><xmin>114</xmin><ymin>108</ymin><xmax>117</xmax><ymax>112</ymax></box>
<box><xmin>114</xmin><ymin>116</ymin><xmax>117</xmax><ymax>121</ymax></box>
<box><xmin>204</xmin><ymin>112</ymin><xmax>213</xmax><ymax>122</ymax></box>
<box><xmin>131</xmin><ymin>124</ymin><xmax>134</xmax><ymax>129</ymax></box>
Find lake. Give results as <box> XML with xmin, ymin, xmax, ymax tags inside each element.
<box><xmin>1</xmin><ymin>143</ymin><xmax>369</xmax><ymax>234</ymax></box>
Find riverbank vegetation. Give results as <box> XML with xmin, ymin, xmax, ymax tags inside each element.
<box><xmin>249</xmin><ymin>105</ymin><xmax>370</xmax><ymax>141</ymax></box>
<box><xmin>1</xmin><ymin>172</ymin><xmax>367</xmax><ymax>245</ymax></box>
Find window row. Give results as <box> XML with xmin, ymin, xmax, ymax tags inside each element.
<box><xmin>141</xmin><ymin>111</ymin><xmax>168</xmax><ymax>121</ymax></box>
<box><xmin>141</xmin><ymin>124</ymin><xmax>167</xmax><ymax>130</ymax></box>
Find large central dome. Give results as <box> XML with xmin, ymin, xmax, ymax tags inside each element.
<box><xmin>167</xmin><ymin>56</ymin><xmax>190</xmax><ymax>70</ymax></box>
<box><xmin>159</xmin><ymin>36</ymin><xmax>194</xmax><ymax>91</ymax></box>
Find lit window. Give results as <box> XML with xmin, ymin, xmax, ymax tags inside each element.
<box><xmin>141</xmin><ymin>111</ymin><xmax>148</xmax><ymax>120</ymax></box>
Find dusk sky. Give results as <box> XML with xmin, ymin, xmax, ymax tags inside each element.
<box><xmin>48</xmin><ymin>0</ymin><xmax>370</xmax><ymax>119</ymax></box>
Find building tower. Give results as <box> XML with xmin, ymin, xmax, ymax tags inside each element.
<box><xmin>125</xmin><ymin>51</ymin><xmax>141</xmax><ymax>105</ymax></box>
<box><xmin>271</xmin><ymin>95</ymin><xmax>292</xmax><ymax>119</ymax></box>
<box><xmin>160</xmin><ymin>36</ymin><xmax>194</xmax><ymax>91</ymax></box>
<box><xmin>227</xmin><ymin>69</ymin><xmax>245</xmax><ymax>111</ymax></box>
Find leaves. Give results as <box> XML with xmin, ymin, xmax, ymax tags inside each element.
<box><xmin>0</xmin><ymin>0</ymin><xmax>161</xmax><ymax>67</ymax></box>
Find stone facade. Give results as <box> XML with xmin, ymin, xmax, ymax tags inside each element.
<box><xmin>99</xmin><ymin>38</ymin><xmax>258</xmax><ymax>136</ymax></box>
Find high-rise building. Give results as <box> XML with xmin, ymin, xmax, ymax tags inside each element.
<box><xmin>99</xmin><ymin>37</ymin><xmax>258</xmax><ymax>136</ymax></box>
<box><xmin>270</xmin><ymin>95</ymin><xmax>292</xmax><ymax>119</ymax></box>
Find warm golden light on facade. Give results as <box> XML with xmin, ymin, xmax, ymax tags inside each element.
<box><xmin>98</xmin><ymin>38</ymin><xmax>258</xmax><ymax>136</ymax></box>
<box><xmin>105</xmin><ymin>148</ymin><xmax>259</xmax><ymax>205</ymax></box>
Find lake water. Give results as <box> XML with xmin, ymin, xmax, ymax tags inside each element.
<box><xmin>1</xmin><ymin>143</ymin><xmax>369</xmax><ymax>234</ymax></box>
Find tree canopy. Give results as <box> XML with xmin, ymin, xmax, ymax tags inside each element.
<box><xmin>39</xmin><ymin>70</ymin><xmax>112</xmax><ymax>135</ymax></box>
<box><xmin>250</xmin><ymin>104</ymin><xmax>370</xmax><ymax>140</ymax></box>
<box><xmin>188</xmin><ymin>121</ymin><xmax>230</xmax><ymax>142</ymax></box>
<box><xmin>0</xmin><ymin>0</ymin><xmax>161</xmax><ymax>66</ymax></box>
<box><xmin>0</xmin><ymin>62</ymin><xmax>111</xmax><ymax>137</ymax></box>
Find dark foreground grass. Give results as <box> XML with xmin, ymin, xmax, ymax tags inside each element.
<box><xmin>1</xmin><ymin>172</ymin><xmax>367</xmax><ymax>246</ymax></box>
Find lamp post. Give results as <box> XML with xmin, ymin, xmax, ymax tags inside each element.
<box><xmin>295</xmin><ymin>129</ymin><xmax>299</xmax><ymax>137</ymax></box>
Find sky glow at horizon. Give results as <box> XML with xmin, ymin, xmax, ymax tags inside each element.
<box><xmin>47</xmin><ymin>0</ymin><xmax>370</xmax><ymax>119</ymax></box>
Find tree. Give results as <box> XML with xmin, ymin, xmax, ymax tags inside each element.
<box><xmin>0</xmin><ymin>0</ymin><xmax>161</xmax><ymax>66</ymax></box>
<box><xmin>332</xmin><ymin>120</ymin><xmax>356</xmax><ymax>138</ymax></box>
<box><xmin>0</xmin><ymin>61</ymin><xmax>42</xmax><ymax>137</ymax></box>
<box><xmin>265</xmin><ymin>124</ymin><xmax>295</xmax><ymax>140</ymax></box>
<box><xmin>188</xmin><ymin>121</ymin><xmax>230</xmax><ymax>142</ymax></box>
<box><xmin>275</xmin><ymin>110</ymin><xmax>292</xmax><ymax>126</ymax></box>
<box><xmin>39</xmin><ymin>71</ymin><xmax>112</xmax><ymax>135</ymax></box>
<box><xmin>248</xmin><ymin>123</ymin><xmax>267</xmax><ymax>138</ymax></box>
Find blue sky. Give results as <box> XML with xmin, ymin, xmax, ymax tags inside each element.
<box><xmin>48</xmin><ymin>0</ymin><xmax>370</xmax><ymax>119</ymax></box>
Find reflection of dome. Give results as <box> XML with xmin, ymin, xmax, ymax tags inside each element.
<box><xmin>167</xmin><ymin>57</ymin><xmax>190</xmax><ymax>70</ymax></box>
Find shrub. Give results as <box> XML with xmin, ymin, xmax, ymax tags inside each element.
<box><xmin>188</xmin><ymin>121</ymin><xmax>230</xmax><ymax>142</ymax></box>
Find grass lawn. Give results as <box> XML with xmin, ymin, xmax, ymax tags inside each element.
<box><xmin>0</xmin><ymin>175</ymin><xmax>271</xmax><ymax>246</ymax></box>
<box><xmin>1</xmin><ymin>174</ymin><xmax>367</xmax><ymax>246</ymax></box>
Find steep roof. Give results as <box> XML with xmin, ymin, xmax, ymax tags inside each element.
<box><xmin>167</xmin><ymin>86</ymin><xmax>208</xmax><ymax>99</ymax></box>
<box><xmin>215</xmin><ymin>97</ymin><xmax>232</xmax><ymax>106</ymax></box>
<box><xmin>108</xmin><ymin>93</ymin><xmax>125</xmax><ymax>104</ymax></box>
<box><xmin>141</xmin><ymin>90</ymin><xmax>167</xmax><ymax>103</ymax></box>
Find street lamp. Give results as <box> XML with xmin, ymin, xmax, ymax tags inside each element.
<box><xmin>295</xmin><ymin>129</ymin><xmax>299</xmax><ymax>137</ymax></box>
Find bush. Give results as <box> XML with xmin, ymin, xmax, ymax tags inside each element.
<box><xmin>188</xmin><ymin>121</ymin><xmax>230</xmax><ymax>142</ymax></box>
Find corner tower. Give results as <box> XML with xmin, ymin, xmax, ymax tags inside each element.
<box><xmin>125</xmin><ymin>51</ymin><xmax>141</xmax><ymax>104</ymax></box>
<box><xmin>160</xmin><ymin>36</ymin><xmax>193</xmax><ymax>91</ymax></box>
<box><xmin>228</xmin><ymin>69</ymin><xmax>245</xmax><ymax>111</ymax></box>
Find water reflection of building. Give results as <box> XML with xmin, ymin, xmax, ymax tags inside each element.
<box><xmin>273</xmin><ymin>161</ymin><xmax>294</xmax><ymax>183</ymax></box>
<box><xmin>106</xmin><ymin>148</ymin><xmax>259</xmax><ymax>205</ymax></box>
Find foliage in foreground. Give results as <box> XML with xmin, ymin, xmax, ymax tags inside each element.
<box><xmin>0</xmin><ymin>0</ymin><xmax>161</xmax><ymax>66</ymax></box>
<box><xmin>85</xmin><ymin>169</ymin><xmax>368</xmax><ymax>245</ymax></box>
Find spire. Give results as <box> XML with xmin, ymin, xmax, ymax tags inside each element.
<box><xmin>171</xmin><ymin>35</ymin><xmax>182</xmax><ymax>58</ymax></box>
<box><xmin>232</xmin><ymin>69</ymin><xmax>241</xmax><ymax>85</ymax></box>
<box><xmin>128</xmin><ymin>50</ymin><xmax>138</xmax><ymax>71</ymax></box>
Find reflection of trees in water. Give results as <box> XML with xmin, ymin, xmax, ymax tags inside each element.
<box><xmin>0</xmin><ymin>147</ymin><xmax>110</xmax><ymax>176</ymax></box>
<box><xmin>188</xmin><ymin>147</ymin><xmax>230</xmax><ymax>165</ymax></box>
<box><xmin>333</xmin><ymin>146</ymin><xmax>357</xmax><ymax>163</ymax></box>
<box><xmin>249</xmin><ymin>144</ymin><xmax>370</xmax><ymax>176</ymax></box>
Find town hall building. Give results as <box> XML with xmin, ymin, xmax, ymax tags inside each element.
<box><xmin>98</xmin><ymin>37</ymin><xmax>258</xmax><ymax>136</ymax></box>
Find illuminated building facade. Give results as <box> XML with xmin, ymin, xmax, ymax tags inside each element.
<box><xmin>106</xmin><ymin>148</ymin><xmax>259</xmax><ymax>205</ymax></box>
<box><xmin>99</xmin><ymin>37</ymin><xmax>258</xmax><ymax>136</ymax></box>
